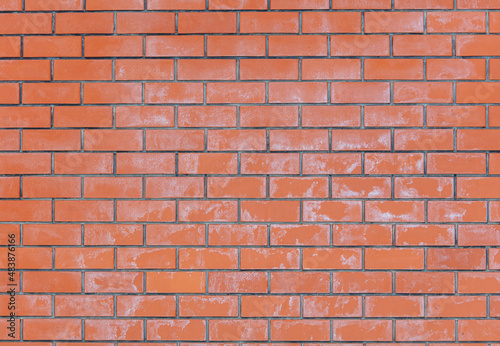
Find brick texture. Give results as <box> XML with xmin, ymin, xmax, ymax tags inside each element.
<box><xmin>0</xmin><ymin>0</ymin><xmax>499</xmax><ymax>343</ymax></box>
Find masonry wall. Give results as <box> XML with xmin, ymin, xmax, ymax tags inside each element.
<box><xmin>0</xmin><ymin>0</ymin><xmax>499</xmax><ymax>343</ymax></box>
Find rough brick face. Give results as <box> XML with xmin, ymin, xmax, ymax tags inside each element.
<box><xmin>1</xmin><ymin>0</ymin><xmax>499</xmax><ymax>343</ymax></box>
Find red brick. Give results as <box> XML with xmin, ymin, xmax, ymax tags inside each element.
<box><xmin>146</xmin><ymin>82</ymin><xmax>204</xmax><ymax>104</ymax></box>
<box><xmin>332</xmin><ymin>320</ymin><xmax>392</xmax><ymax>341</ymax></box>
<box><xmin>0</xmin><ymin>60</ymin><xmax>50</xmax><ymax>81</ymax></box>
<box><xmin>56</xmin><ymin>13</ymin><xmax>114</xmax><ymax>34</ymax></box>
<box><xmin>209</xmin><ymin>272</ymin><xmax>267</xmax><ymax>293</ymax></box>
<box><xmin>331</xmin><ymin>129</ymin><xmax>391</xmax><ymax>151</ymax></box>
<box><xmin>149</xmin><ymin>0</ymin><xmax>205</xmax><ymax>9</ymax></box>
<box><xmin>331</xmin><ymin>82</ymin><xmax>390</xmax><ymax>103</ymax></box>
<box><xmin>179</xmin><ymin>12</ymin><xmax>236</xmax><ymax>33</ymax></box>
<box><xmin>240</xmin><ymin>59</ymin><xmax>299</xmax><ymax>80</ymax></box>
<box><xmin>148</xmin><ymin>319</ymin><xmax>206</xmax><ymax>341</ymax></box>
<box><xmin>54</xmin><ymin>60</ymin><xmax>112</xmax><ymax>81</ymax></box>
<box><xmin>147</xmin><ymin>272</ymin><xmax>205</xmax><ymax>293</ymax></box>
<box><xmin>427</xmin><ymin>106</ymin><xmax>485</xmax><ymax>126</ymax></box>
<box><xmin>271</xmin><ymin>320</ymin><xmax>330</xmax><ymax>341</ymax></box>
<box><xmin>84</xmin><ymin>129</ymin><xmax>143</xmax><ymax>151</ymax></box>
<box><xmin>117</xmin><ymin>200</ymin><xmax>175</xmax><ymax>222</ymax></box>
<box><xmin>54</xmin><ymin>106</ymin><xmax>113</xmax><ymax>127</ymax></box>
<box><xmin>24</xmin><ymin>36</ymin><xmax>81</xmax><ymax>58</ymax></box>
<box><xmin>209</xmin><ymin>0</ymin><xmax>267</xmax><ymax>9</ymax></box>
<box><xmin>303</xmin><ymin>201</ymin><xmax>362</xmax><ymax>221</ymax></box>
<box><xmin>23</xmin><ymin>130</ymin><xmax>81</xmax><ymax>151</ymax></box>
<box><xmin>333</xmin><ymin>224</ymin><xmax>392</xmax><ymax>246</ymax></box>
<box><xmin>210</xmin><ymin>224</ymin><xmax>267</xmax><ymax>246</ymax></box>
<box><xmin>332</xmin><ymin>272</ymin><xmax>392</xmax><ymax>293</ymax></box>
<box><xmin>396</xmin><ymin>272</ymin><xmax>455</xmax><ymax>293</ymax></box>
<box><xmin>23</xmin><ymin>176</ymin><xmax>81</xmax><ymax>198</ymax></box>
<box><xmin>240</xmin><ymin>106</ymin><xmax>299</xmax><ymax>127</ymax></box>
<box><xmin>208</xmin><ymin>177</ymin><xmax>266</xmax><ymax>198</ymax></box>
<box><xmin>365</xmin><ymin>59</ymin><xmax>423</xmax><ymax>80</ymax></box>
<box><xmin>23</xmin><ymin>83</ymin><xmax>80</xmax><ymax>104</ymax></box>
<box><xmin>427</xmin><ymin>59</ymin><xmax>486</xmax><ymax>80</ymax></box>
<box><xmin>210</xmin><ymin>320</ymin><xmax>268</xmax><ymax>341</ymax></box>
<box><xmin>428</xmin><ymin>296</ymin><xmax>486</xmax><ymax>317</ymax></box>
<box><xmin>396</xmin><ymin>320</ymin><xmax>455</xmax><ymax>341</ymax></box>
<box><xmin>302</xmin><ymin>12</ymin><xmax>361</xmax><ymax>33</ymax></box>
<box><xmin>179</xmin><ymin>296</ymin><xmax>238</xmax><ymax>317</ymax></box>
<box><xmin>331</xmin><ymin>35</ymin><xmax>390</xmax><ymax>56</ymax></box>
<box><xmin>117</xmin><ymin>296</ymin><xmax>176</xmax><ymax>317</ymax></box>
<box><xmin>85</xmin><ymin>36</ymin><xmax>143</xmax><ymax>57</ymax></box>
<box><xmin>241</xmin><ymin>200</ymin><xmax>300</xmax><ymax>222</ymax></box>
<box><xmin>428</xmin><ymin>201</ymin><xmax>487</xmax><ymax>222</ymax></box>
<box><xmin>269</xmin><ymin>35</ymin><xmax>328</xmax><ymax>56</ymax></box>
<box><xmin>428</xmin><ymin>12</ymin><xmax>486</xmax><ymax>33</ymax></box>
<box><xmin>118</xmin><ymin>248</ymin><xmax>176</xmax><ymax>269</ymax></box>
<box><xmin>147</xmin><ymin>36</ymin><xmax>205</xmax><ymax>57</ymax></box>
<box><xmin>85</xmin><ymin>320</ymin><xmax>144</xmax><ymax>341</ymax></box>
<box><xmin>0</xmin><ymin>13</ymin><xmax>52</xmax><ymax>34</ymax></box>
<box><xmin>241</xmin><ymin>12</ymin><xmax>299</xmax><ymax>33</ymax></box>
<box><xmin>271</xmin><ymin>272</ymin><xmax>330</xmax><ymax>293</ymax></box>
<box><xmin>365</xmin><ymin>12</ymin><xmax>423</xmax><ymax>33</ymax></box>
<box><xmin>55</xmin><ymin>200</ymin><xmax>113</xmax><ymax>222</ymax></box>
<box><xmin>54</xmin><ymin>153</ymin><xmax>113</xmax><ymax>174</ymax></box>
<box><xmin>303</xmin><ymin>296</ymin><xmax>362</xmax><ymax>317</ymax></box>
<box><xmin>269</xmin><ymin>82</ymin><xmax>328</xmax><ymax>103</ymax></box>
<box><xmin>87</xmin><ymin>0</ymin><xmax>144</xmax><ymax>10</ymax></box>
<box><xmin>179</xmin><ymin>200</ymin><xmax>238</xmax><ymax>222</ymax></box>
<box><xmin>394</xmin><ymin>35</ymin><xmax>452</xmax><ymax>56</ymax></box>
<box><xmin>242</xmin><ymin>295</ymin><xmax>300</xmax><ymax>317</ymax></box>
<box><xmin>271</xmin><ymin>0</ymin><xmax>328</xmax><ymax>8</ymax></box>
<box><xmin>85</xmin><ymin>272</ymin><xmax>143</xmax><ymax>293</ymax></box>
<box><xmin>208</xmin><ymin>35</ymin><xmax>266</xmax><ymax>56</ymax></box>
<box><xmin>366</xmin><ymin>296</ymin><xmax>424</xmax><ymax>317</ymax></box>
<box><xmin>394</xmin><ymin>82</ymin><xmax>453</xmax><ymax>103</ymax></box>
<box><xmin>207</xmin><ymin>82</ymin><xmax>265</xmax><ymax>103</ymax></box>
<box><xmin>396</xmin><ymin>224</ymin><xmax>455</xmax><ymax>246</ymax></box>
<box><xmin>23</xmin><ymin>319</ymin><xmax>82</xmax><ymax>341</ymax></box>
<box><xmin>117</xmin><ymin>12</ymin><xmax>175</xmax><ymax>34</ymax></box>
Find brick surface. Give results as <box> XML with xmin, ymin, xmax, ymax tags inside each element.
<box><xmin>0</xmin><ymin>0</ymin><xmax>499</xmax><ymax>343</ymax></box>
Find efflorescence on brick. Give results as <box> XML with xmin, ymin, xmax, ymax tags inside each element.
<box><xmin>0</xmin><ymin>0</ymin><xmax>499</xmax><ymax>342</ymax></box>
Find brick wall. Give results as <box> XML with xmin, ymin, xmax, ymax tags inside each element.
<box><xmin>1</xmin><ymin>0</ymin><xmax>500</xmax><ymax>343</ymax></box>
